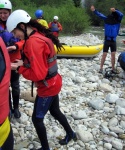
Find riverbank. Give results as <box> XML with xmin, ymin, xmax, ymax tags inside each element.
<box><xmin>11</xmin><ymin>33</ymin><xmax>125</xmax><ymax>150</ymax></box>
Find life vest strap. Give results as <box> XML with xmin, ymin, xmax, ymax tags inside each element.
<box><xmin>48</xmin><ymin>55</ymin><xmax>57</xmax><ymax>63</ymax></box>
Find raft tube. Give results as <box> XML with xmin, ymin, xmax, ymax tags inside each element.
<box><xmin>54</xmin><ymin>44</ymin><xmax>103</xmax><ymax>58</ymax></box>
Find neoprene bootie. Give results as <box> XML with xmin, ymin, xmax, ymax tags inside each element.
<box><xmin>14</xmin><ymin>108</ymin><xmax>21</xmax><ymax>118</ymax></box>
<box><xmin>59</xmin><ymin>132</ymin><xmax>77</xmax><ymax>145</ymax></box>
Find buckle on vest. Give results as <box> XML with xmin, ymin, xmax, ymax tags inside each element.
<box><xmin>48</xmin><ymin>55</ymin><xmax>57</xmax><ymax>63</ymax></box>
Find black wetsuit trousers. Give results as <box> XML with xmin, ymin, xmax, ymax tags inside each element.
<box><xmin>32</xmin><ymin>94</ymin><xmax>73</xmax><ymax>150</ymax></box>
<box><xmin>9</xmin><ymin>70</ymin><xmax>20</xmax><ymax>110</ymax></box>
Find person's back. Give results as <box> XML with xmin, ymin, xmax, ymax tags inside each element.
<box><xmin>90</xmin><ymin>5</ymin><xmax>123</xmax><ymax>73</ymax></box>
<box><xmin>104</xmin><ymin>11</ymin><xmax>123</xmax><ymax>41</ymax></box>
<box><xmin>118</xmin><ymin>52</ymin><xmax>125</xmax><ymax>71</ymax></box>
<box><xmin>35</xmin><ymin>9</ymin><xmax>48</xmax><ymax>28</ymax></box>
<box><xmin>37</xmin><ymin>19</ymin><xmax>48</xmax><ymax>28</ymax></box>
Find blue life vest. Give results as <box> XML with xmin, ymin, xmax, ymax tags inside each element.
<box><xmin>104</xmin><ymin>14</ymin><xmax>120</xmax><ymax>41</ymax></box>
<box><xmin>118</xmin><ymin>52</ymin><xmax>125</xmax><ymax>62</ymax></box>
<box><xmin>118</xmin><ymin>52</ymin><xmax>125</xmax><ymax>71</ymax></box>
<box><xmin>0</xmin><ymin>26</ymin><xmax>19</xmax><ymax>47</ymax></box>
<box><xmin>50</xmin><ymin>22</ymin><xmax>59</xmax><ymax>32</ymax></box>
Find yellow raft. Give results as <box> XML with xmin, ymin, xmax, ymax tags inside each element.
<box><xmin>54</xmin><ymin>44</ymin><xmax>103</xmax><ymax>58</ymax></box>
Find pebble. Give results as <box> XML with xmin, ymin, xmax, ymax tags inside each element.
<box><xmin>11</xmin><ymin>33</ymin><xmax>125</xmax><ymax>150</ymax></box>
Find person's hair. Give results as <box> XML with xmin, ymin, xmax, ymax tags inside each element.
<box><xmin>112</xmin><ymin>11</ymin><xmax>119</xmax><ymax>22</ymax></box>
<box><xmin>0</xmin><ymin>8</ymin><xmax>11</xmax><ymax>14</ymax></box>
<box><xmin>27</xmin><ymin>19</ymin><xmax>63</xmax><ymax>53</ymax></box>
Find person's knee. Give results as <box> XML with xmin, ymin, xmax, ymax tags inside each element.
<box><xmin>50</xmin><ymin>108</ymin><xmax>63</xmax><ymax>120</ymax></box>
<box><xmin>11</xmin><ymin>81</ymin><xmax>19</xmax><ymax>88</ymax></box>
<box><xmin>111</xmin><ymin>52</ymin><xmax>116</xmax><ymax>57</ymax></box>
<box><xmin>50</xmin><ymin>109</ymin><xmax>57</xmax><ymax>118</ymax></box>
<box><xmin>102</xmin><ymin>53</ymin><xmax>107</xmax><ymax>59</ymax></box>
<box><xmin>32</xmin><ymin>116</ymin><xmax>44</xmax><ymax>127</ymax></box>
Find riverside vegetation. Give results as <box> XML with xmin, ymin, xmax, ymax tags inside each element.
<box><xmin>10</xmin><ymin>0</ymin><xmax>125</xmax><ymax>35</ymax></box>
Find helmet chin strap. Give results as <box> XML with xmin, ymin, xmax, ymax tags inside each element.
<box><xmin>17</xmin><ymin>23</ymin><xmax>28</xmax><ymax>40</ymax></box>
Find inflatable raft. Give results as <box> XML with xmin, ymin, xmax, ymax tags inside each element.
<box><xmin>54</xmin><ymin>44</ymin><xmax>103</xmax><ymax>58</ymax></box>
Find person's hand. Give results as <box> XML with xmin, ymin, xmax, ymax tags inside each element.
<box><xmin>11</xmin><ymin>63</ymin><xmax>18</xmax><ymax>70</ymax></box>
<box><xmin>110</xmin><ymin>8</ymin><xmax>115</xmax><ymax>12</ymax></box>
<box><xmin>90</xmin><ymin>5</ymin><xmax>95</xmax><ymax>11</ymax></box>
<box><xmin>7</xmin><ymin>45</ymin><xmax>17</xmax><ymax>52</ymax></box>
<box><xmin>11</xmin><ymin>59</ymin><xmax>23</xmax><ymax>70</ymax></box>
<box><xmin>14</xmin><ymin>59</ymin><xmax>23</xmax><ymax>67</ymax></box>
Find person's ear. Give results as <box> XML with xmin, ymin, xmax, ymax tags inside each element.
<box><xmin>19</xmin><ymin>24</ymin><xmax>25</xmax><ymax>30</ymax></box>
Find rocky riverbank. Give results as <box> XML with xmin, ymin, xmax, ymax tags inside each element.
<box><xmin>11</xmin><ymin>34</ymin><xmax>125</xmax><ymax>150</ymax></box>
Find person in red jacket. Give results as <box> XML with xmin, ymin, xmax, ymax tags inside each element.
<box><xmin>0</xmin><ymin>37</ymin><xmax>14</xmax><ymax>150</ymax></box>
<box><xmin>7</xmin><ymin>10</ymin><xmax>77</xmax><ymax>150</ymax></box>
<box><xmin>0</xmin><ymin>0</ymin><xmax>22</xmax><ymax>118</ymax></box>
<box><xmin>48</xmin><ymin>16</ymin><xmax>62</xmax><ymax>38</ymax></box>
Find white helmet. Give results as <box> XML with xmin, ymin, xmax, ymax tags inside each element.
<box><xmin>53</xmin><ymin>16</ymin><xmax>58</xmax><ymax>20</ymax></box>
<box><xmin>0</xmin><ymin>0</ymin><xmax>12</xmax><ymax>10</ymax></box>
<box><xmin>6</xmin><ymin>9</ymin><xmax>31</xmax><ymax>32</ymax></box>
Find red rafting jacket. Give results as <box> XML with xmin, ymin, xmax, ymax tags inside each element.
<box><xmin>0</xmin><ymin>37</ymin><xmax>11</xmax><ymax>124</ymax></box>
<box><xmin>9</xmin><ymin>40</ymin><xmax>24</xmax><ymax>62</ymax></box>
<box><xmin>18</xmin><ymin>32</ymin><xmax>62</xmax><ymax>97</ymax></box>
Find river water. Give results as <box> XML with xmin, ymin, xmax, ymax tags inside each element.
<box><xmin>89</xmin><ymin>27</ymin><xmax>125</xmax><ymax>52</ymax></box>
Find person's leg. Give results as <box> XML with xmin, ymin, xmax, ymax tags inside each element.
<box><xmin>99</xmin><ymin>41</ymin><xmax>109</xmax><ymax>72</ymax></box>
<box><xmin>100</xmin><ymin>52</ymin><xmax>107</xmax><ymax>70</ymax></box>
<box><xmin>111</xmin><ymin>52</ymin><xmax>116</xmax><ymax>71</ymax></box>
<box><xmin>10</xmin><ymin>70</ymin><xmax>21</xmax><ymax>118</ymax></box>
<box><xmin>32</xmin><ymin>95</ymin><xmax>52</xmax><ymax>150</ymax></box>
<box><xmin>49</xmin><ymin>95</ymin><xmax>77</xmax><ymax>145</ymax></box>
<box><xmin>110</xmin><ymin>41</ymin><xmax>116</xmax><ymax>71</ymax></box>
<box><xmin>9</xmin><ymin>89</ymin><xmax>13</xmax><ymax>112</ymax></box>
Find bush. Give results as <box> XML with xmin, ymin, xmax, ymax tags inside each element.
<box><xmin>11</xmin><ymin>0</ymin><xmax>36</xmax><ymax>16</ymax></box>
<box><xmin>39</xmin><ymin>4</ymin><xmax>90</xmax><ymax>35</ymax></box>
<box><xmin>10</xmin><ymin>1</ymin><xmax>90</xmax><ymax>35</ymax></box>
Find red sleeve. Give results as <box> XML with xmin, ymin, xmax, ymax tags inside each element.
<box><xmin>15</xmin><ymin>40</ymin><xmax>25</xmax><ymax>50</ymax></box>
<box><xmin>58</xmin><ymin>22</ymin><xmax>62</xmax><ymax>31</ymax></box>
<box><xmin>18</xmin><ymin>37</ymin><xmax>50</xmax><ymax>82</ymax></box>
<box><xmin>48</xmin><ymin>22</ymin><xmax>52</xmax><ymax>28</ymax></box>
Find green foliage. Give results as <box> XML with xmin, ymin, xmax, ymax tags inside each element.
<box><xmin>40</xmin><ymin>4</ymin><xmax>90</xmax><ymax>35</ymax></box>
<box><xmin>58</xmin><ymin>5</ymin><xmax>90</xmax><ymax>34</ymax></box>
<box><xmin>34</xmin><ymin>0</ymin><xmax>73</xmax><ymax>7</ymax></box>
<box><xmin>10</xmin><ymin>1</ymin><xmax>90</xmax><ymax>35</ymax></box>
<box><xmin>10</xmin><ymin>0</ymin><xmax>125</xmax><ymax>32</ymax></box>
<box><xmin>73</xmin><ymin>0</ymin><xmax>81</xmax><ymax>7</ymax></box>
<box><xmin>85</xmin><ymin>0</ymin><xmax>125</xmax><ymax>26</ymax></box>
<box><xmin>11</xmin><ymin>0</ymin><xmax>36</xmax><ymax>16</ymax></box>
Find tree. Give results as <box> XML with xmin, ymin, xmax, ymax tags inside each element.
<box><xmin>73</xmin><ymin>0</ymin><xmax>81</xmax><ymax>7</ymax></box>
